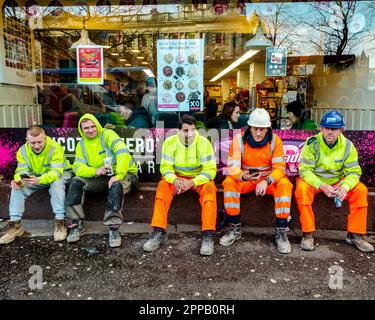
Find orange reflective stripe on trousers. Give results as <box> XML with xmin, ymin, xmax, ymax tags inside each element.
<box><xmin>295</xmin><ymin>178</ymin><xmax>368</xmax><ymax>234</ymax></box>
<box><xmin>151</xmin><ymin>178</ymin><xmax>217</xmax><ymax>231</ymax></box>
<box><xmin>222</xmin><ymin>176</ymin><xmax>292</xmax><ymax>219</ymax></box>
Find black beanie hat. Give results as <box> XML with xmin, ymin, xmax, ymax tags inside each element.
<box><xmin>286</xmin><ymin>100</ymin><xmax>304</xmax><ymax>118</ymax></box>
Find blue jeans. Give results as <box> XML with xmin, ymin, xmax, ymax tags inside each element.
<box><xmin>9</xmin><ymin>171</ymin><xmax>72</xmax><ymax>221</ymax></box>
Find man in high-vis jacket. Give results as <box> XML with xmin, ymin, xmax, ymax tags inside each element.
<box><xmin>220</xmin><ymin>108</ymin><xmax>293</xmax><ymax>254</ymax></box>
<box><xmin>295</xmin><ymin>110</ymin><xmax>374</xmax><ymax>252</ymax></box>
<box><xmin>0</xmin><ymin>126</ymin><xmax>72</xmax><ymax>245</ymax></box>
<box><xmin>143</xmin><ymin>114</ymin><xmax>217</xmax><ymax>256</ymax></box>
<box><xmin>65</xmin><ymin>113</ymin><xmax>138</xmax><ymax>248</ymax></box>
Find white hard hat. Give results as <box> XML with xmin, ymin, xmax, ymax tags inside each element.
<box><xmin>247</xmin><ymin>108</ymin><xmax>271</xmax><ymax>127</ymax></box>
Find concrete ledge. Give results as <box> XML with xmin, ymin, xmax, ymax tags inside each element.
<box><xmin>1</xmin><ymin>181</ymin><xmax>374</xmax><ymax>232</ymax></box>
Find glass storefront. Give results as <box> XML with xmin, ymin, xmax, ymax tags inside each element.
<box><xmin>1</xmin><ymin>0</ymin><xmax>375</xmax><ymax>129</ymax></box>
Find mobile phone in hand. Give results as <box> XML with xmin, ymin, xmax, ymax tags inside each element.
<box><xmin>20</xmin><ymin>173</ymin><xmax>32</xmax><ymax>179</ymax></box>
<box><xmin>248</xmin><ymin>169</ymin><xmax>259</xmax><ymax>175</ymax></box>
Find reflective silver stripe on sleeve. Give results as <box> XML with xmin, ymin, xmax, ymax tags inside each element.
<box><xmin>199</xmin><ymin>172</ymin><xmax>212</xmax><ymax>180</ymax></box>
<box><xmin>128</xmin><ymin>159</ymin><xmax>135</xmax><ymax>168</ymax></box>
<box><xmin>344</xmin><ymin>161</ymin><xmax>359</xmax><ymax>168</ymax></box>
<box><xmin>110</xmin><ymin>138</ymin><xmax>122</xmax><ymax>150</ymax></box>
<box><xmin>47</xmin><ymin>146</ymin><xmax>55</xmax><ymax>165</ymax></box>
<box><xmin>272</xmin><ymin>157</ymin><xmax>284</xmax><ymax>164</ymax></box>
<box><xmin>73</xmin><ymin>166</ymin><xmax>80</xmax><ymax>174</ymax></box>
<box><xmin>80</xmin><ymin>139</ymin><xmax>89</xmax><ymax>163</ymax></box>
<box><xmin>175</xmin><ymin>165</ymin><xmax>201</xmax><ymax>171</ymax></box>
<box><xmin>270</xmin><ymin>134</ymin><xmax>276</xmax><ymax>154</ymax></box>
<box><xmin>347</xmin><ymin>172</ymin><xmax>361</xmax><ymax>177</ymax></box>
<box><xmin>314</xmin><ymin>172</ymin><xmax>342</xmax><ymax>179</ymax></box>
<box><xmin>21</xmin><ymin>145</ymin><xmax>31</xmax><ymax>168</ymax></box>
<box><xmin>313</xmin><ymin>140</ymin><xmax>319</xmax><ymax>162</ymax></box>
<box><xmin>75</xmin><ymin>157</ymin><xmax>87</xmax><ymax>164</ymax></box>
<box><xmin>300</xmin><ymin>158</ymin><xmax>316</xmax><ymax>166</ymax></box>
<box><xmin>200</xmin><ymin>155</ymin><xmax>215</xmax><ymax>163</ymax></box>
<box><xmin>224</xmin><ymin>192</ymin><xmax>241</xmax><ymax>198</ymax></box>
<box><xmin>343</xmin><ymin>139</ymin><xmax>352</xmax><ymax>162</ymax></box>
<box><xmin>162</xmin><ymin>171</ymin><xmax>175</xmax><ymax>177</ymax></box>
<box><xmin>162</xmin><ymin>154</ymin><xmax>175</xmax><ymax>162</ymax></box>
<box><xmin>115</xmin><ymin>148</ymin><xmax>130</xmax><ymax>156</ymax></box>
<box><xmin>51</xmin><ymin>163</ymin><xmax>64</xmax><ymax>168</ymax></box>
<box><xmin>17</xmin><ymin>162</ymin><xmax>28</xmax><ymax>168</ymax></box>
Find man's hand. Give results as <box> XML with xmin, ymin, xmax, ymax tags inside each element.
<box><xmin>181</xmin><ymin>179</ymin><xmax>195</xmax><ymax>192</ymax></box>
<box><xmin>173</xmin><ymin>179</ymin><xmax>184</xmax><ymax>194</ymax></box>
<box><xmin>319</xmin><ymin>183</ymin><xmax>336</xmax><ymax>198</ymax></box>
<box><xmin>95</xmin><ymin>166</ymin><xmax>107</xmax><ymax>176</ymax></box>
<box><xmin>242</xmin><ymin>171</ymin><xmax>261</xmax><ymax>181</ymax></box>
<box><xmin>22</xmin><ymin>176</ymin><xmax>39</xmax><ymax>187</ymax></box>
<box><xmin>108</xmin><ymin>176</ymin><xmax>119</xmax><ymax>189</ymax></box>
<box><xmin>335</xmin><ymin>185</ymin><xmax>347</xmax><ymax>202</ymax></box>
<box><xmin>255</xmin><ymin>180</ymin><xmax>268</xmax><ymax>196</ymax></box>
<box><xmin>11</xmin><ymin>180</ymin><xmax>23</xmax><ymax>190</ymax></box>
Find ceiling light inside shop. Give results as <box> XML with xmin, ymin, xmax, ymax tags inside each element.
<box><xmin>69</xmin><ymin>30</ymin><xmax>98</xmax><ymax>50</ymax></box>
<box><xmin>210</xmin><ymin>49</ymin><xmax>259</xmax><ymax>82</ymax></box>
<box><xmin>119</xmin><ymin>58</ymin><xmax>127</xmax><ymax>62</ymax></box>
<box><xmin>141</xmin><ymin>62</ymin><xmax>148</xmax><ymax>65</ymax></box>
<box><xmin>125</xmin><ymin>63</ymin><xmax>132</xmax><ymax>67</ymax></box>
<box><xmin>131</xmin><ymin>49</ymin><xmax>141</xmax><ymax>53</ymax></box>
<box><xmin>111</xmin><ymin>52</ymin><xmax>119</xmax><ymax>56</ymax></box>
<box><xmin>137</xmin><ymin>56</ymin><xmax>145</xmax><ymax>59</ymax></box>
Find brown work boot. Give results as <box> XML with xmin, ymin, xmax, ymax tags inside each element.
<box><xmin>300</xmin><ymin>232</ymin><xmax>315</xmax><ymax>251</ymax></box>
<box><xmin>0</xmin><ymin>221</ymin><xmax>24</xmax><ymax>245</ymax></box>
<box><xmin>345</xmin><ymin>233</ymin><xmax>374</xmax><ymax>253</ymax></box>
<box><xmin>54</xmin><ymin>219</ymin><xmax>67</xmax><ymax>242</ymax></box>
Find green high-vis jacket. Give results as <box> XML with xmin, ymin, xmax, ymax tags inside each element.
<box><xmin>160</xmin><ymin>131</ymin><xmax>217</xmax><ymax>187</ymax></box>
<box><xmin>73</xmin><ymin>113</ymin><xmax>138</xmax><ymax>180</ymax></box>
<box><xmin>14</xmin><ymin>136</ymin><xmax>69</xmax><ymax>185</ymax></box>
<box><xmin>299</xmin><ymin>132</ymin><xmax>362</xmax><ymax>192</ymax></box>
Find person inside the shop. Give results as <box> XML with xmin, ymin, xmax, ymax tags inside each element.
<box><xmin>141</xmin><ymin>77</ymin><xmax>158</xmax><ymax>127</ymax></box>
<box><xmin>286</xmin><ymin>100</ymin><xmax>318</xmax><ymax>130</ymax></box>
<box><xmin>206</xmin><ymin>101</ymin><xmax>241</xmax><ymax>129</ymax></box>
<box><xmin>65</xmin><ymin>113</ymin><xmax>138</xmax><ymax>248</ymax></box>
<box><xmin>295</xmin><ymin>110</ymin><xmax>374</xmax><ymax>253</ymax></box>
<box><xmin>0</xmin><ymin>126</ymin><xmax>72</xmax><ymax>245</ymax></box>
<box><xmin>143</xmin><ymin>114</ymin><xmax>218</xmax><ymax>256</ymax></box>
<box><xmin>205</xmin><ymin>98</ymin><xmax>218</xmax><ymax>122</ymax></box>
<box><xmin>220</xmin><ymin>108</ymin><xmax>293</xmax><ymax>254</ymax></box>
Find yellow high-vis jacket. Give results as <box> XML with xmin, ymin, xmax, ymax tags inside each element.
<box><xmin>160</xmin><ymin>132</ymin><xmax>217</xmax><ymax>187</ymax></box>
<box><xmin>299</xmin><ymin>132</ymin><xmax>362</xmax><ymax>192</ymax></box>
<box><xmin>14</xmin><ymin>136</ymin><xmax>69</xmax><ymax>185</ymax></box>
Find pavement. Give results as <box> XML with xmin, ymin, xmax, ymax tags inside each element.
<box><xmin>0</xmin><ymin>220</ymin><xmax>375</xmax><ymax>303</ymax></box>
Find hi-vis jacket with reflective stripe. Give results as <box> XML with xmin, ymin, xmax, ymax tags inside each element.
<box><xmin>227</xmin><ymin>131</ymin><xmax>286</xmax><ymax>184</ymax></box>
<box><xmin>299</xmin><ymin>132</ymin><xmax>361</xmax><ymax>192</ymax></box>
<box><xmin>73</xmin><ymin>113</ymin><xmax>138</xmax><ymax>180</ymax></box>
<box><xmin>14</xmin><ymin>136</ymin><xmax>69</xmax><ymax>185</ymax></box>
<box><xmin>160</xmin><ymin>132</ymin><xmax>217</xmax><ymax>187</ymax></box>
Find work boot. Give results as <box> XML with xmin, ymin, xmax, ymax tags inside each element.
<box><xmin>66</xmin><ymin>220</ymin><xmax>85</xmax><ymax>243</ymax></box>
<box><xmin>300</xmin><ymin>232</ymin><xmax>315</xmax><ymax>251</ymax></box>
<box><xmin>345</xmin><ymin>233</ymin><xmax>375</xmax><ymax>253</ymax></box>
<box><xmin>200</xmin><ymin>231</ymin><xmax>214</xmax><ymax>256</ymax></box>
<box><xmin>0</xmin><ymin>221</ymin><xmax>24</xmax><ymax>245</ymax></box>
<box><xmin>143</xmin><ymin>228</ymin><xmax>167</xmax><ymax>252</ymax></box>
<box><xmin>275</xmin><ymin>227</ymin><xmax>291</xmax><ymax>254</ymax></box>
<box><xmin>219</xmin><ymin>223</ymin><xmax>241</xmax><ymax>247</ymax></box>
<box><xmin>54</xmin><ymin>219</ymin><xmax>67</xmax><ymax>242</ymax></box>
<box><xmin>109</xmin><ymin>228</ymin><xmax>121</xmax><ymax>248</ymax></box>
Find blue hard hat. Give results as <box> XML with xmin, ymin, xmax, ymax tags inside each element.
<box><xmin>319</xmin><ymin>110</ymin><xmax>345</xmax><ymax>128</ymax></box>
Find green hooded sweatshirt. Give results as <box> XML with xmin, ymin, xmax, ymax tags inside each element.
<box><xmin>73</xmin><ymin>113</ymin><xmax>138</xmax><ymax>180</ymax></box>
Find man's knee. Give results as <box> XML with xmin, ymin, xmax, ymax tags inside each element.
<box><xmin>66</xmin><ymin>178</ymin><xmax>85</xmax><ymax>206</ymax></box>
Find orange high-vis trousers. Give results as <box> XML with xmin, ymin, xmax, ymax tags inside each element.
<box><xmin>222</xmin><ymin>176</ymin><xmax>293</xmax><ymax>219</ymax></box>
<box><xmin>151</xmin><ymin>178</ymin><xmax>217</xmax><ymax>231</ymax></box>
<box><xmin>295</xmin><ymin>178</ymin><xmax>368</xmax><ymax>234</ymax></box>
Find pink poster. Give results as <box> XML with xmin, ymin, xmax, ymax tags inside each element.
<box><xmin>77</xmin><ymin>46</ymin><xmax>104</xmax><ymax>85</ymax></box>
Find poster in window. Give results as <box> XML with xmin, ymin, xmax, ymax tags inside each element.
<box><xmin>157</xmin><ymin>39</ymin><xmax>203</xmax><ymax>112</ymax></box>
<box><xmin>266</xmin><ymin>47</ymin><xmax>287</xmax><ymax>77</ymax></box>
<box><xmin>77</xmin><ymin>45</ymin><xmax>104</xmax><ymax>85</ymax></box>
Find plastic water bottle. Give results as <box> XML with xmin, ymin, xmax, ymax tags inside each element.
<box><xmin>334</xmin><ymin>195</ymin><xmax>342</xmax><ymax>208</ymax></box>
<box><xmin>103</xmin><ymin>157</ymin><xmax>114</xmax><ymax>176</ymax></box>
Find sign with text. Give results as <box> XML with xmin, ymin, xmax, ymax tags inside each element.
<box><xmin>77</xmin><ymin>45</ymin><xmax>104</xmax><ymax>85</ymax></box>
<box><xmin>157</xmin><ymin>39</ymin><xmax>204</xmax><ymax>112</ymax></box>
<box><xmin>266</xmin><ymin>47</ymin><xmax>287</xmax><ymax>77</ymax></box>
